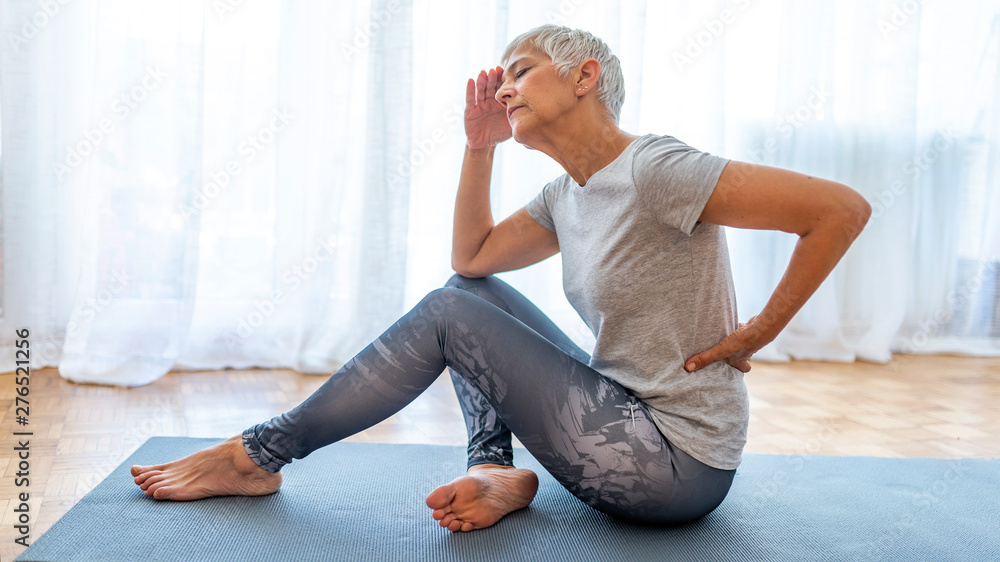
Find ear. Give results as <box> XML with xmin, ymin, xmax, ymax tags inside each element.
<box><xmin>575</xmin><ymin>58</ymin><xmax>601</xmax><ymax>96</ymax></box>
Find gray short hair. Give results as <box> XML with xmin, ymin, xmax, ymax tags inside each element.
<box><xmin>501</xmin><ymin>24</ymin><xmax>625</xmax><ymax>124</ymax></box>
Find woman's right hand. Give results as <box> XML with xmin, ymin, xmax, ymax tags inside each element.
<box><xmin>465</xmin><ymin>66</ymin><xmax>512</xmax><ymax>150</ymax></box>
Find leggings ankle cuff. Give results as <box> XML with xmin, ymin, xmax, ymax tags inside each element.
<box><xmin>242</xmin><ymin>426</ymin><xmax>288</xmax><ymax>473</ymax></box>
<box><xmin>467</xmin><ymin>457</ymin><xmax>515</xmax><ymax>470</ymax></box>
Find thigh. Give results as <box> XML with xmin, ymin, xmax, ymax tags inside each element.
<box><xmin>445</xmin><ymin>274</ymin><xmax>591</xmax><ymax>364</ymax></box>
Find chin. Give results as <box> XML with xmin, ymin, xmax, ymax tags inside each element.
<box><xmin>510</xmin><ymin>125</ymin><xmax>537</xmax><ymax>150</ymax></box>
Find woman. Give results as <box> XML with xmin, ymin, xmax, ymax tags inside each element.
<box><xmin>131</xmin><ymin>25</ymin><xmax>870</xmax><ymax>532</ymax></box>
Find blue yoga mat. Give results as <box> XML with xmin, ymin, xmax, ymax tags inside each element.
<box><xmin>16</xmin><ymin>437</ymin><xmax>1000</xmax><ymax>561</ymax></box>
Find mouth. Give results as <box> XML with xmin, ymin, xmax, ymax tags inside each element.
<box><xmin>507</xmin><ymin>106</ymin><xmax>522</xmax><ymax>120</ymax></box>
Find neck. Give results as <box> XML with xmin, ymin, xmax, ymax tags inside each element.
<box><xmin>523</xmin><ymin>113</ymin><xmax>638</xmax><ymax>186</ymax></box>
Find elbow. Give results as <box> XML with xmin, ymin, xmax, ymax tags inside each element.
<box><xmin>450</xmin><ymin>257</ymin><xmax>481</xmax><ymax>279</ymax></box>
<box><xmin>817</xmin><ymin>184</ymin><xmax>869</xmax><ymax>241</ymax></box>
<box><xmin>841</xmin><ymin>186</ymin><xmax>871</xmax><ymax>240</ymax></box>
<box><xmin>451</xmin><ymin>257</ymin><xmax>470</xmax><ymax>278</ymax></box>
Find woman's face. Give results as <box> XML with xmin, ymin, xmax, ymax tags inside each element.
<box><xmin>495</xmin><ymin>45</ymin><xmax>578</xmax><ymax>143</ymax></box>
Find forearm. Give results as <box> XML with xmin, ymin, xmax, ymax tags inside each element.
<box><xmin>753</xmin><ymin>210</ymin><xmax>867</xmax><ymax>344</ymax></box>
<box><xmin>452</xmin><ymin>145</ymin><xmax>497</xmax><ymax>273</ymax></box>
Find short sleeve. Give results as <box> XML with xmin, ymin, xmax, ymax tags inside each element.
<box><xmin>631</xmin><ymin>136</ymin><xmax>730</xmax><ymax>235</ymax></box>
<box><xmin>523</xmin><ymin>181</ymin><xmax>557</xmax><ymax>232</ymax></box>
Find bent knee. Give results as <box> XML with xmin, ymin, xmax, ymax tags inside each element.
<box><xmin>416</xmin><ymin>287</ymin><xmax>482</xmax><ymax>319</ymax></box>
<box><xmin>420</xmin><ymin>287</ymin><xmax>464</xmax><ymax>310</ymax></box>
<box><xmin>445</xmin><ymin>273</ymin><xmax>493</xmax><ymax>290</ymax></box>
<box><xmin>413</xmin><ymin>287</ymin><xmax>500</xmax><ymax>336</ymax></box>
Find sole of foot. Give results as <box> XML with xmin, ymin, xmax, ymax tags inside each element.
<box><xmin>425</xmin><ymin>464</ymin><xmax>539</xmax><ymax>532</ymax></box>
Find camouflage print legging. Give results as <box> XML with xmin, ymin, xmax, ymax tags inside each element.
<box><xmin>242</xmin><ymin>274</ymin><xmax>735</xmax><ymax>524</ymax></box>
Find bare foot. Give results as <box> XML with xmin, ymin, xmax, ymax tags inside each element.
<box><xmin>425</xmin><ymin>464</ymin><xmax>539</xmax><ymax>532</ymax></box>
<box><xmin>130</xmin><ymin>435</ymin><xmax>282</xmax><ymax>501</ymax></box>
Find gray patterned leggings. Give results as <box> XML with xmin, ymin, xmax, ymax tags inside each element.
<box><xmin>242</xmin><ymin>274</ymin><xmax>735</xmax><ymax>524</ymax></box>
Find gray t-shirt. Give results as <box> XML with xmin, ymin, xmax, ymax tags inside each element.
<box><xmin>523</xmin><ymin>134</ymin><xmax>749</xmax><ymax>470</ymax></box>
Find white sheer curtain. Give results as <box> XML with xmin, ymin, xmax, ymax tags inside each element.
<box><xmin>1</xmin><ymin>0</ymin><xmax>415</xmax><ymax>385</ymax></box>
<box><xmin>1</xmin><ymin>0</ymin><xmax>997</xmax><ymax>386</ymax></box>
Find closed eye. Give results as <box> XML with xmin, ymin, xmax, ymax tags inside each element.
<box><xmin>516</xmin><ymin>67</ymin><xmax>529</xmax><ymax>78</ymax></box>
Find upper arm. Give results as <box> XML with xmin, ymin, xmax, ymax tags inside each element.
<box><xmin>456</xmin><ymin>208</ymin><xmax>559</xmax><ymax>278</ymax></box>
<box><xmin>699</xmin><ymin>161</ymin><xmax>871</xmax><ymax>236</ymax></box>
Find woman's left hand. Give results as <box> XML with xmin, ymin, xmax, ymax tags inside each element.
<box><xmin>684</xmin><ymin>316</ymin><xmax>770</xmax><ymax>373</ymax></box>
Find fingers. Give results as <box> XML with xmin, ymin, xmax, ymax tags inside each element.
<box><xmin>686</xmin><ymin>346</ymin><xmax>753</xmax><ymax>373</ymax></box>
<box><xmin>465</xmin><ymin>78</ymin><xmax>476</xmax><ymax>110</ymax></box>
<box><xmin>685</xmin><ymin>337</ymin><xmax>742</xmax><ymax>372</ymax></box>
<box><xmin>494</xmin><ymin>66</ymin><xmax>504</xmax><ymax>99</ymax></box>
<box><xmin>475</xmin><ymin>69</ymin><xmax>488</xmax><ymax>105</ymax></box>
<box><xmin>470</xmin><ymin>66</ymin><xmax>507</xmax><ymax>107</ymax></box>
<box><xmin>685</xmin><ymin>343</ymin><xmax>723</xmax><ymax>371</ymax></box>
<box><xmin>486</xmin><ymin>67</ymin><xmax>497</xmax><ymax>99</ymax></box>
<box><xmin>685</xmin><ymin>312</ymin><xmax>768</xmax><ymax>373</ymax></box>
<box><xmin>476</xmin><ymin>68</ymin><xmax>498</xmax><ymax>107</ymax></box>
<box><xmin>685</xmin><ymin>352</ymin><xmax>710</xmax><ymax>372</ymax></box>
<box><xmin>728</xmin><ymin>357</ymin><xmax>752</xmax><ymax>373</ymax></box>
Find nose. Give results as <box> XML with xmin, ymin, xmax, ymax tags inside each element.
<box><xmin>495</xmin><ymin>78</ymin><xmax>512</xmax><ymax>105</ymax></box>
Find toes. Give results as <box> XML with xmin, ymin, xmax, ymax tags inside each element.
<box><xmin>139</xmin><ymin>473</ymin><xmax>168</xmax><ymax>491</ymax></box>
<box><xmin>431</xmin><ymin>507</ymin><xmax>450</xmax><ymax>521</ymax></box>
<box><xmin>144</xmin><ymin>479</ymin><xmax>164</xmax><ymax>496</ymax></box>
<box><xmin>134</xmin><ymin>470</ymin><xmax>161</xmax><ymax>487</ymax></box>
<box><xmin>130</xmin><ymin>464</ymin><xmax>163</xmax><ymax>477</ymax></box>
<box><xmin>140</xmin><ymin>462</ymin><xmax>169</xmax><ymax>473</ymax></box>
<box><xmin>446</xmin><ymin>519</ymin><xmax>463</xmax><ymax>532</ymax></box>
<box><xmin>460</xmin><ymin>521</ymin><xmax>475</xmax><ymax>532</ymax></box>
<box><xmin>144</xmin><ymin>484</ymin><xmax>159</xmax><ymax>497</ymax></box>
<box><xmin>425</xmin><ymin>483</ymin><xmax>456</xmax><ymax>510</ymax></box>
<box><xmin>152</xmin><ymin>485</ymin><xmax>174</xmax><ymax>500</ymax></box>
<box><xmin>438</xmin><ymin>513</ymin><xmax>456</xmax><ymax>528</ymax></box>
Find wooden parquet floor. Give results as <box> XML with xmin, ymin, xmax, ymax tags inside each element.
<box><xmin>1</xmin><ymin>355</ymin><xmax>998</xmax><ymax>560</ymax></box>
